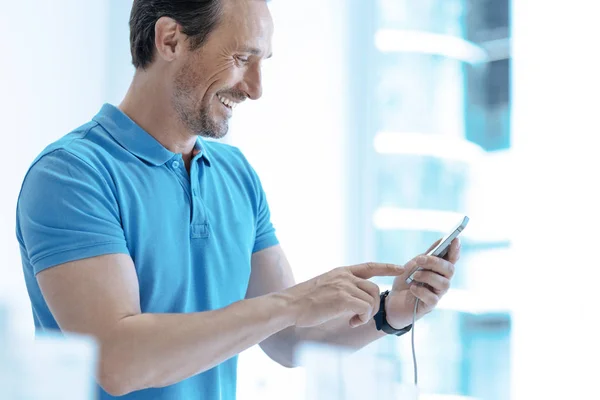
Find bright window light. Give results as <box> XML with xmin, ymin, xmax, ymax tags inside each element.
<box><xmin>373</xmin><ymin>131</ymin><xmax>485</xmax><ymax>164</ymax></box>
<box><xmin>373</xmin><ymin>207</ymin><xmax>509</xmax><ymax>244</ymax></box>
<box><xmin>375</xmin><ymin>29</ymin><xmax>488</xmax><ymax>65</ymax></box>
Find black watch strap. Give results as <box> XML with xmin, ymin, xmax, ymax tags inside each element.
<box><xmin>374</xmin><ymin>290</ymin><xmax>412</xmax><ymax>336</ymax></box>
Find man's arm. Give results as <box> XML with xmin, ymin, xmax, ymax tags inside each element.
<box><xmin>247</xmin><ymin>245</ymin><xmax>387</xmax><ymax>367</ymax></box>
<box><xmin>37</xmin><ymin>253</ymin><xmax>295</xmax><ymax>396</ymax></box>
<box><xmin>38</xmin><ymin>251</ymin><xmax>403</xmax><ymax>396</ymax></box>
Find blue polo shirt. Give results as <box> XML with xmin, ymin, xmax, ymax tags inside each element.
<box><xmin>16</xmin><ymin>103</ymin><xmax>279</xmax><ymax>400</ymax></box>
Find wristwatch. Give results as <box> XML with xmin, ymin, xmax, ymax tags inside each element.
<box><xmin>374</xmin><ymin>290</ymin><xmax>412</xmax><ymax>336</ymax></box>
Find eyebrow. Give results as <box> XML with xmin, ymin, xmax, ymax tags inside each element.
<box><xmin>241</xmin><ymin>46</ymin><xmax>273</xmax><ymax>59</ymax></box>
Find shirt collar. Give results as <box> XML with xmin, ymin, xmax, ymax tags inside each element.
<box><xmin>93</xmin><ymin>103</ymin><xmax>211</xmax><ymax>167</ymax></box>
<box><xmin>193</xmin><ymin>136</ymin><xmax>212</xmax><ymax>167</ymax></box>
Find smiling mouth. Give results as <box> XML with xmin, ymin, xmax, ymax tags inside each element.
<box><xmin>217</xmin><ymin>95</ymin><xmax>240</xmax><ymax>109</ymax></box>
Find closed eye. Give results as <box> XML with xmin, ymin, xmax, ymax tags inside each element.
<box><xmin>235</xmin><ymin>55</ymin><xmax>250</xmax><ymax>64</ymax></box>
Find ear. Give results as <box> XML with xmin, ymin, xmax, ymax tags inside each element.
<box><xmin>154</xmin><ymin>16</ymin><xmax>184</xmax><ymax>63</ymax></box>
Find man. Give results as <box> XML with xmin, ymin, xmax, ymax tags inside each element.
<box><xmin>15</xmin><ymin>0</ymin><xmax>460</xmax><ymax>399</ymax></box>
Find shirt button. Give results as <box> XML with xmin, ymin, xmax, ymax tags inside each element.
<box><xmin>172</xmin><ymin>161</ymin><xmax>180</xmax><ymax>169</ymax></box>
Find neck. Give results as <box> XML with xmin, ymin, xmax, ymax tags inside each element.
<box><xmin>119</xmin><ymin>70</ymin><xmax>197</xmax><ymax>161</ymax></box>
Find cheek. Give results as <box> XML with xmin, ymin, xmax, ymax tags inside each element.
<box><xmin>210</xmin><ymin>62</ymin><xmax>244</xmax><ymax>90</ymax></box>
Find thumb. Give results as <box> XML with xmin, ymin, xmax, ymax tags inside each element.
<box><xmin>349</xmin><ymin>313</ymin><xmax>369</xmax><ymax>328</ymax></box>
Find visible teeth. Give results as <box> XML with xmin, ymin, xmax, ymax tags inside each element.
<box><xmin>218</xmin><ymin>95</ymin><xmax>237</xmax><ymax>109</ymax></box>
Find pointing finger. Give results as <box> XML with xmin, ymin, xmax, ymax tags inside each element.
<box><xmin>349</xmin><ymin>262</ymin><xmax>405</xmax><ymax>279</ymax></box>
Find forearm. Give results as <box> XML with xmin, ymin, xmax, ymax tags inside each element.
<box><xmin>262</xmin><ymin>295</ymin><xmax>417</xmax><ymax>367</ymax></box>
<box><xmin>297</xmin><ymin>314</ymin><xmax>387</xmax><ymax>348</ymax></box>
<box><xmin>98</xmin><ymin>292</ymin><xmax>294</xmax><ymax>396</ymax></box>
<box><xmin>261</xmin><ymin>315</ymin><xmax>386</xmax><ymax>367</ymax></box>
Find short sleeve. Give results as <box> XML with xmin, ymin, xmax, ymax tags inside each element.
<box><xmin>16</xmin><ymin>149</ymin><xmax>129</xmax><ymax>274</ymax></box>
<box><xmin>232</xmin><ymin>148</ymin><xmax>279</xmax><ymax>253</ymax></box>
<box><xmin>252</xmin><ymin>174</ymin><xmax>279</xmax><ymax>253</ymax></box>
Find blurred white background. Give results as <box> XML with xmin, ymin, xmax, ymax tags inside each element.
<box><xmin>0</xmin><ymin>0</ymin><xmax>599</xmax><ymax>399</ymax></box>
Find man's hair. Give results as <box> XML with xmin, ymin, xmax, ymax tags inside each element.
<box><xmin>129</xmin><ymin>0</ymin><xmax>224</xmax><ymax>69</ymax></box>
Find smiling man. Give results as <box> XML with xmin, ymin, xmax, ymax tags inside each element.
<box><xmin>15</xmin><ymin>0</ymin><xmax>460</xmax><ymax>399</ymax></box>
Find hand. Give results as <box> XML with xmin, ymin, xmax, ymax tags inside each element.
<box><xmin>283</xmin><ymin>263</ymin><xmax>405</xmax><ymax>328</ymax></box>
<box><xmin>384</xmin><ymin>238</ymin><xmax>461</xmax><ymax>329</ymax></box>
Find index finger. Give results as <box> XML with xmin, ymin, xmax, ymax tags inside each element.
<box><xmin>349</xmin><ymin>262</ymin><xmax>405</xmax><ymax>279</ymax></box>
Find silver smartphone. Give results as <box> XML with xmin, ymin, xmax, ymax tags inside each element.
<box><xmin>405</xmin><ymin>216</ymin><xmax>469</xmax><ymax>284</ymax></box>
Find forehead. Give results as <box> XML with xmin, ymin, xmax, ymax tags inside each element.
<box><xmin>218</xmin><ymin>0</ymin><xmax>274</xmax><ymax>49</ymax></box>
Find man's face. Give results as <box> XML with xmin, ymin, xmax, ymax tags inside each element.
<box><xmin>172</xmin><ymin>0</ymin><xmax>273</xmax><ymax>139</ymax></box>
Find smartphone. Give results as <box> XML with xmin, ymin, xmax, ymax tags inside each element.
<box><xmin>405</xmin><ymin>215</ymin><xmax>469</xmax><ymax>284</ymax></box>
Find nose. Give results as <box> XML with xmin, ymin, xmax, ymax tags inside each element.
<box><xmin>241</xmin><ymin>62</ymin><xmax>263</xmax><ymax>100</ymax></box>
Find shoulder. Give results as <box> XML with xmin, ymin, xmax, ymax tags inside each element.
<box><xmin>24</xmin><ymin>121</ymin><xmax>118</xmax><ymax>188</ymax></box>
<box><xmin>18</xmin><ymin>122</ymin><xmax>119</xmax><ymax>222</ymax></box>
<box><xmin>16</xmin><ymin>122</ymin><xmax>128</xmax><ymax>271</ymax></box>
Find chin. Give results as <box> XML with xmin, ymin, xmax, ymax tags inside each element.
<box><xmin>199</xmin><ymin>120</ymin><xmax>229</xmax><ymax>139</ymax></box>
<box><xmin>201</xmin><ymin>131</ymin><xmax>228</xmax><ymax>140</ymax></box>
<box><xmin>192</xmin><ymin>107</ymin><xmax>229</xmax><ymax>139</ymax></box>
